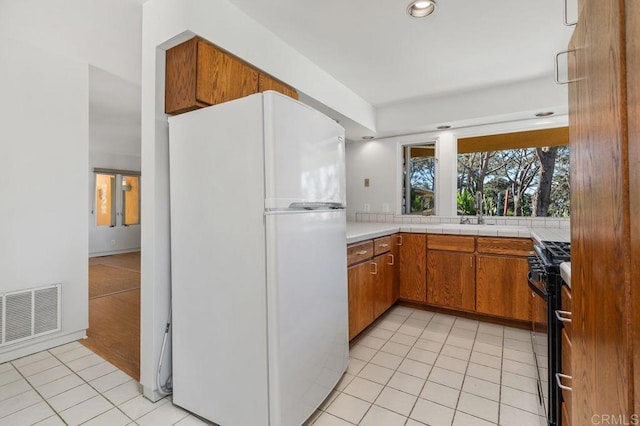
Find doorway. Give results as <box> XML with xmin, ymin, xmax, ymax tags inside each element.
<box><xmin>85</xmin><ymin>169</ymin><xmax>142</xmax><ymax>380</ymax></box>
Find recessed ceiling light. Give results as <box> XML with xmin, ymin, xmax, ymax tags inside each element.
<box><xmin>535</xmin><ymin>111</ymin><xmax>554</xmax><ymax>117</ymax></box>
<box><xmin>437</xmin><ymin>125</ymin><xmax>451</xmax><ymax>130</ymax></box>
<box><xmin>407</xmin><ymin>0</ymin><xmax>437</xmax><ymax>18</ymax></box>
<box><xmin>362</xmin><ymin>135</ymin><xmax>375</xmax><ymax>140</ymax></box>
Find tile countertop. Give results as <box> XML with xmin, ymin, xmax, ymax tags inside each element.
<box><xmin>346</xmin><ymin>222</ymin><xmax>570</xmax><ymax>245</ymax></box>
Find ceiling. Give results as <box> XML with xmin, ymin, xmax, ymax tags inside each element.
<box><xmin>227</xmin><ymin>0</ymin><xmax>574</xmax><ymax>108</ymax></box>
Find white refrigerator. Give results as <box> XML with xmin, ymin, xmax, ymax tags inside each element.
<box><xmin>168</xmin><ymin>91</ymin><xmax>349</xmax><ymax>426</ymax></box>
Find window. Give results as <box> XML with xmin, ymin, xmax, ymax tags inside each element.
<box><xmin>402</xmin><ymin>143</ymin><xmax>436</xmax><ymax>215</ymax></box>
<box><xmin>456</xmin><ymin>128</ymin><xmax>570</xmax><ymax>217</ymax></box>
<box><xmin>94</xmin><ymin>170</ymin><xmax>141</xmax><ymax>227</ymax></box>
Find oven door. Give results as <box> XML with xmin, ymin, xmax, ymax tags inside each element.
<box><xmin>529</xmin><ymin>272</ymin><xmax>550</xmax><ymax>425</ymax></box>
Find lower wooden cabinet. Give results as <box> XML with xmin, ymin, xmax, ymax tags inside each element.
<box><xmin>398</xmin><ymin>233</ymin><xmax>427</xmax><ymax>302</ymax></box>
<box><xmin>427</xmin><ymin>251</ymin><xmax>475</xmax><ymax>311</ymax></box>
<box><xmin>373</xmin><ymin>253</ymin><xmax>396</xmax><ymax>318</ymax></box>
<box><xmin>347</xmin><ymin>241</ymin><xmax>397</xmax><ymax>340</ymax></box>
<box><xmin>348</xmin><ymin>261</ymin><xmax>375</xmax><ymax>340</ymax></box>
<box><xmin>475</xmin><ymin>255</ymin><xmax>532</xmax><ymax>322</ymax></box>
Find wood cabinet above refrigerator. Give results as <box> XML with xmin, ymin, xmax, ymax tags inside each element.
<box><xmin>165</xmin><ymin>37</ymin><xmax>298</xmax><ymax>115</ymax></box>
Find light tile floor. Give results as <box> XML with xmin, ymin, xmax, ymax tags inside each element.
<box><xmin>0</xmin><ymin>305</ymin><xmax>544</xmax><ymax>426</ymax></box>
<box><xmin>0</xmin><ymin>341</ymin><xmax>209</xmax><ymax>426</ymax></box>
<box><xmin>306</xmin><ymin>306</ymin><xmax>545</xmax><ymax>426</ymax></box>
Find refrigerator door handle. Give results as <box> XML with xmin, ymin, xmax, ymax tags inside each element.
<box><xmin>288</xmin><ymin>202</ymin><xmax>345</xmax><ymax>210</ymax></box>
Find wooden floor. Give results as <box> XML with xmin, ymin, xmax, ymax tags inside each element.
<box><xmin>83</xmin><ymin>252</ymin><xmax>140</xmax><ymax>381</ymax></box>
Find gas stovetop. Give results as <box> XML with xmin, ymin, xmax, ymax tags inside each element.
<box><xmin>540</xmin><ymin>241</ymin><xmax>571</xmax><ymax>264</ymax></box>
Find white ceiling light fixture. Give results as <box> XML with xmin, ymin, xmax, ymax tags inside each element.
<box><xmin>407</xmin><ymin>0</ymin><xmax>437</xmax><ymax>18</ymax></box>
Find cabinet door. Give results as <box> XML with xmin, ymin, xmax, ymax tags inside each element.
<box><xmin>427</xmin><ymin>251</ymin><xmax>475</xmax><ymax>311</ymax></box>
<box><xmin>398</xmin><ymin>233</ymin><xmax>426</xmax><ymax>302</ymax></box>
<box><xmin>475</xmin><ymin>255</ymin><xmax>531</xmax><ymax>321</ymax></box>
<box><xmin>197</xmin><ymin>40</ymin><xmax>259</xmax><ymax>105</ymax></box>
<box><xmin>348</xmin><ymin>261</ymin><xmax>374</xmax><ymax>340</ymax></box>
<box><xmin>258</xmin><ymin>74</ymin><xmax>298</xmax><ymax>99</ymax></box>
<box><xmin>373</xmin><ymin>253</ymin><xmax>395</xmax><ymax>318</ymax></box>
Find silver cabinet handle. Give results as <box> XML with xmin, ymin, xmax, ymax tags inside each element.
<box><xmin>396</xmin><ymin>235</ymin><xmax>403</xmax><ymax>246</ymax></box>
<box><xmin>563</xmin><ymin>0</ymin><xmax>577</xmax><ymax>26</ymax></box>
<box><xmin>356</xmin><ymin>250</ymin><xmax>368</xmax><ymax>256</ymax></box>
<box><xmin>387</xmin><ymin>254</ymin><xmax>395</xmax><ymax>266</ymax></box>
<box><xmin>555</xmin><ymin>373</ymin><xmax>573</xmax><ymax>391</ymax></box>
<box><xmin>555</xmin><ymin>50</ymin><xmax>579</xmax><ymax>84</ymax></box>
<box><xmin>470</xmin><ymin>256</ymin><xmax>473</xmax><ymax>268</ymax></box>
<box><xmin>555</xmin><ymin>310</ymin><xmax>572</xmax><ymax>323</ymax></box>
<box><xmin>379</xmin><ymin>243</ymin><xmax>389</xmax><ymax>248</ymax></box>
<box><xmin>370</xmin><ymin>262</ymin><xmax>378</xmax><ymax>275</ymax></box>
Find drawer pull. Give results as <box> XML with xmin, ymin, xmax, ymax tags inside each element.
<box><xmin>356</xmin><ymin>250</ymin><xmax>368</xmax><ymax>255</ymax></box>
<box><xmin>387</xmin><ymin>254</ymin><xmax>395</xmax><ymax>266</ymax></box>
<box><xmin>396</xmin><ymin>235</ymin><xmax>403</xmax><ymax>246</ymax></box>
<box><xmin>563</xmin><ymin>0</ymin><xmax>577</xmax><ymax>26</ymax></box>
<box><xmin>555</xmin><ymin>310</ymin><xmax>572</xmax><ymax>323</ymax></box>
<box><xmin>370</xmin><ymin>262</ymin><xmax>378</xmax><ymax>275</ymax></box>
<box><xmin>379</xmin><ymin>243</ymin><xmax>389</xmax><ymax>248</ymax></box>
<box><xmin>555</xmin><ymin>50</ymin><xmax>579</xmax><ymax>84</ymax></box>
<box><xmin>556</xmin><ymin>373</ymin><xmax>572</xmax><ymax>391</ymax></box>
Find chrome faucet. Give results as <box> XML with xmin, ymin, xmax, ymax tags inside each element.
<box><xmin>475</xmin><ymin>191</ymin><xmax>485</xmax><ymax>225</ymax></box>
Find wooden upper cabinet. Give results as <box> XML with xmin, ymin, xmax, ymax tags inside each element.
<box><xmin>258</xmin><ymin>74</ymin><xmax>298</xmax><ymax>100</ymax></box>
<box><xmin>165</xmin><ymin>37</ymin><xmax>297</xmax><ymax>115</ymax></box>
<box><xmin>195</xmin><ymin>40</ymin><xmax>258</xmax><ymax>107</ymax></box>
<box><xmin>397</xmin><ymin>233</ymin><xmax>427</xmax><ymax>302</ymax></box>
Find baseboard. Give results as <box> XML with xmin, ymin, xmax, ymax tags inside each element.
<box><xmin>0</xmin><ymin>330</ymin><xmax>87</xmax><ymax>364</ymax></box>
<box><xmin>89</xmin><ymin>248</ymin><xmax>141</xmax><ymax>258</ymax></box>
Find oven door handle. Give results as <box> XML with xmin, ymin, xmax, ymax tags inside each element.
<box><xmin>527</xmin><ymin>272</ymin><xmax>547</xmax><ymax>299</ymax></box>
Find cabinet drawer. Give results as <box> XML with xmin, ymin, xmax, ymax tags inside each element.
<box><xmin>427</xmin><ymin>235</ymin><xmax>475</xmax><ymax>252</ymax></box>
<box><xmin>561</xmin><ymin>284</ymin><xmax>572</xmax><ymax>338</ymax></box>
<box><xmin>374</xmin><ymin>236</ymin><xmax>392</xmax><ymax>255</ymax></box>
<box><xmin>347</xmin><ymin>241</ymin><xmax>374</xmax><ymax>266</ymax></box>
<box><xmin>477</xmin><ymin>237</ymin><xmax>534</xmax><ymax>256</ymax></box>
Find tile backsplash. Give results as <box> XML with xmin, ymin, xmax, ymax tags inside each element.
<box><xmin>354</xmin><ymin>212</ymin><xmax>570</xmax><ymax>228</ymax></box>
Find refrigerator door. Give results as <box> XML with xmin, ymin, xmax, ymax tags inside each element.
<box><xmin>265</xmin><ymin>210</ymin><xmax>349</xmax><ymax>426</ymax></box>
<box><xmin>263</xmin><ymin>91</ymin><xmax>346</xmax><ymax>210</ymax></box>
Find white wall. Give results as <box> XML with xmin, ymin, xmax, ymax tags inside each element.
<box><xmin>345</xmin><ymin>132</ymin><xmax>458</xmax><ymax>220</ymax></box>
<box><xmin>0</xmin><ymin>37</ymin><xmax>89</xmax><ymax>362</ymax></box>
<box><xmin>89</xmin><ymin>151</ymin><xmax>141</xmax><ymax>256</ymax></box>
<box><xmin>0</xmin><ymin>0</ymin><xmax>142</xmax><ymax>362</ymax></box>
<box><xmin>345</xmin><ymin>116</ymin><xmax>569</xmax><ymax>221</ymax></box>
<box><xmin>0</xmin><ymin>0</ymin><xmax>141</xmax><ymax>84</ymax></box>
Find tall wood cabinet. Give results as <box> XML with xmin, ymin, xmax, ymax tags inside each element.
<box><xmin>568</xmin><ymin>0</ymin><xmax>639</xmax><ymax>421</ymax></box>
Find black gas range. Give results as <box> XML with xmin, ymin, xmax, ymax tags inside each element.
<box><xmin>527</xmin><ymin>240</ymin><xmax>571</xmax><ymax>426</ymax></box>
